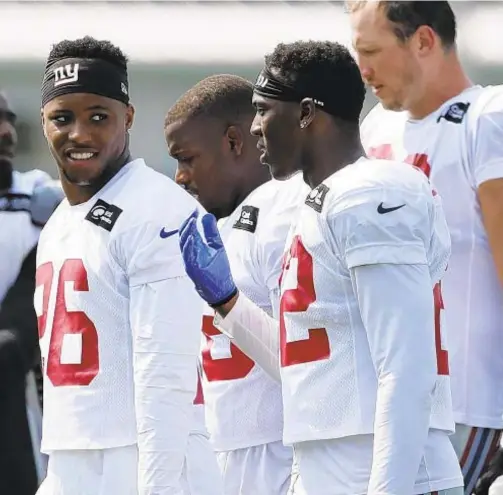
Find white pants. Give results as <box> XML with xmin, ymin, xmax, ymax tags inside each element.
<box><xmin>216</xmin><ymin>441</ymin><xmax>293</xmax><ymax>495</ymax></box>
<box><xmin>36</xmin><ymin>445</ymin><xmax>138</xmax><ymax>495</ymax></box>
<box><xmin>37</xmin><ymin>437</ymin><xmax>222</xmax><ymax>495</ymax></box>
<box><xmin>181</xmin><ymin>433</ymin><xmax>223</xmax><ymax>495</ymax></box>
<box><xmin>450</xmin><ymin>423</ymin><xmax>502</xmax><ymax>495</ymax></box>
<box><xmin>288</xmin><ymin>431</ymin><xmax>463</xmax><ymax>495</ymax></box>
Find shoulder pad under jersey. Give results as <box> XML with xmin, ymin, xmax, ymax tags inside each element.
<box><xmin>30</xmin><ymin>180</ymin><xmax>64</xmax><ymax>226</ymax></box>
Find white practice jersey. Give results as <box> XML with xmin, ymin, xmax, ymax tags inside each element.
<box><xmin>202</xmin><ymin>175</ymin><xmax>307</xmax><ymax>451</ymax></box>
<box><xmin>279</xmin><ymin>158</ymin><xmax>453</xmax><ymax>445</ymax></box>
<box><xmin>35</xmin><ymin>159</ymin><xmax>203</xmax><ymax>492</ymax></box>
<box><xmin>0</xmin><ymin>169</ymin><xmax>51</xmax><ymax>303</ymax></box>
<box><xmin>362</xmin><ymin>85</ymin><xmax>503</xmax><ymax>429</ymax></box>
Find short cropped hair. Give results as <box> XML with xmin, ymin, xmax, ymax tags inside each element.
<box><xmin>347</xmin><ymin>1</ymin><xmax>456</xmax><ymax>49</ymax></box>
<box><xmin>46</xmin><ymin>36</ymin><xmax>128</xmax><ymax>70</ymax></box>
<box><xmin>264</xmin><ymin>40</ymin><xmax>365</xmax><ymax>124</ymax></box>
<box><xmin>165</xmin><ymin>74</ymin><xmax>254</xmax><ymax>127</ymax></box>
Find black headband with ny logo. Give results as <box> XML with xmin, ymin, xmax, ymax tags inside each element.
<box><xmin>253</xmin><ymin>66</ymin><xmax>359</xmax><ymax>121</ymax></box>
<box><xmin>41</xmin><ymin>57</ymin><xmax>129</xmax><ymax>107</ymax></box>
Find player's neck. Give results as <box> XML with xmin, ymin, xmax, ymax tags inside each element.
<box><xmin>408</xmin><ymin>54</ymin><xmax>473</xmax><ymax>120</ymax></box>
<box><xmin>61</xmin><ymin>150</ymin><xmax>132</xmax><ymax>206</ymax></box>
<box><xmin>227</xmin><ymin>161</ymin><xmax>270</xmax><ymax>217</ymax></box>
<box><xmin>303</xmin><ymin>132</ymin><xmax>365</xmax><ymax>189</ymax></box>
<box><xmin>214</xmin><ymin>160</ymin><xmax>270</xmax><ymax>219</ymax></box>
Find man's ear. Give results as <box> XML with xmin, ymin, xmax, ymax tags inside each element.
<box><xmin>125</xmin><ymin>104</ymin><xmax>135</xmax><ymax>131</ymax></box>
<box><xmin>299</xmin><ymin>98</ymin><xmax>316</xmax><ymax>129</ymax></box>
<box><xmin>226</xmin><ymin>125</ymin><xmax>245</xmax><ymax>157</ymax></box>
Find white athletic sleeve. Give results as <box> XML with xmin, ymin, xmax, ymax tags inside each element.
<box><xmin>214</xmin><ymin>293</ymin><xmax>280</xmax><ymax>381</ymax></box>
<box><xmin>124</xmin><ymin>220</ymin><xmax>202</xmax><ymax>494</ymax></box>
<box><xmin>470</xmin><ymin>89</ymin><xmax>503</xmax><ymax>186</ymax></box>
<box><xmin>351</xmin><ymin>263</ymin><xmax>436</xmax><ymax>495</ymax></box>
<box><xmin>335</xmin><ymin>182</ymin><xmax>437</xmax><ymax>495</ymax></box>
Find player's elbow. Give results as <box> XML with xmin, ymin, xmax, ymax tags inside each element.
<box><xmin>379</xmin><ymin>352</ymin><xmax>437</xmax><ymax>408</ymax></box>
<box><xmin>134</xmin><ymin>352</ymin><xmax>198</xmax><ymax>398</ymax></box>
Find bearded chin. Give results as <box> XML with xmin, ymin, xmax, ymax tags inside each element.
<box><xmin>63</xmin><ymin>169</ymin><xmax>93</xmax><ymax>187</ymax></box>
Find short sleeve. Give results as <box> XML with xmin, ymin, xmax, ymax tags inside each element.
<box><xmin>126</xmin><ymin>222</ymin><xmax>187</xmax><ymax>286</ymax></box>
<box><xmin>331</xmin><ymin>186</ymin><xmax>431</xmax><ymax>269</ymax></box>
<box><xmin>470</xmin><ymin>90</ymin><xmax>503</xmax><ymax>186</ymax></box>
<box><xmin>111</xmin><ymin>187</ymin><xmax>201</xmax><ymax>287</ymax></box>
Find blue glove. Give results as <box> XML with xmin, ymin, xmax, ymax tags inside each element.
<box><xmin>179</xmin><ymin>209</ymin><xmax>238</xmax><ymax>307</ymax></box>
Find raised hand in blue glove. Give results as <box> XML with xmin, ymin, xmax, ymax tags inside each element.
<box><xmin>179</xmin><ymin>209</ymin><xmax>238</xmax><ymax>308</ymax></box>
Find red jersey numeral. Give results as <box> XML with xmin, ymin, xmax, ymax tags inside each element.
<box><xmin>279</xmin><ymin>236</ymin><xmax>330</xmax><ymax>367</ymax></box>
<box><xmin>434</xmin><ymin>283</ymin><xmax>449</xmax><ymax>375</ymax></box>
<box><xmin>201</xmin><ymin>315</ymin><xmax>255</xmax><ymax>381</ymax></box>
<box><xmin>193</xmin><ymin>366</ymin><xmax>205</xmax><ymax>405</ymax></box>
<box><xmin>36</xmin><ymin>259</ymin><xmax>100</xmax><ymax>387</ymax></box>
<box><xmin>368</xmin><ymin>145</ymin><xmax>432</xmax><ymax>178</ymax></box>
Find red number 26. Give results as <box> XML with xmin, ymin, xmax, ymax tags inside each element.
<box><xmin>36</xmin><ymin>259</ymin><xmax>99</xmax><ymax>387</ymax></box>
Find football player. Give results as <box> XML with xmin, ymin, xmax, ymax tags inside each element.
<box><xmin>36</xmin><ymin>36</ymin><xmax>205</xmax><ymax>495</ymax></box>
<box><xmin>166</xmin><ymin>74</ymin><xmax>305</xmax><ymax>494</ymax></box>
<box><xmin>350</xmin><ymin>3</ymin><xmax>503</xmax><ymax>492</ymax></box>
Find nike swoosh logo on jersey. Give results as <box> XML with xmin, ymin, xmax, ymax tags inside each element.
<box><xmin>377</xmin><ymin>202</ymin><xmax>405</xmax><ymax>214</ymax></box>
<box><xmin>159</xmin><ymin>228</ymin><xmax>179</xmax><ymax>239</ymax></box>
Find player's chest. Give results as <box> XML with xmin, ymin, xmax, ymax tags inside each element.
<box><xmin>39</xmin><ymin>219</ymin><xmax>109</xmax><ymax>269</ymax></box>
<box><xmin>36</xmin><ymin>214</ymin><xmax>125</xmax><ymax>308</ymax></box>
<box><xmin>279</xmin><ymin>208</ymin><xmax>338</xmax><ymax>295</ymax></box>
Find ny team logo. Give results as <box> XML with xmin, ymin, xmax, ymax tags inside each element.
<box><xmin>53</xmin><ymin>63</ymin><xmax>80</xmax><ymax>87</ymax></box>
<box><xmin>255</xmin><ymin>74</ymin><xmax>269</xmax><ymax>88</ymax></box>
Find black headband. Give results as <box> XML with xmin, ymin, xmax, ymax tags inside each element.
<box><xmin>41</xmin><ymin>57</ymin><xmax>129</xmax><ymax>107</ymax></box>
<box><xmin>253</xmin><ymin>68</ymin><xmax>303</xmax><ymax>103</ymax></box>
<box><xmin>253</xmin><ymin>67</ymin><xmax>354</xmax><ymax>121</ymax></box>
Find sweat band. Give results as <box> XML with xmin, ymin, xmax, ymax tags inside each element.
<box><xmin>253</xmin><ymin>67</ymin><xmax>353</xmax><ymax>121</ymax></box>
<box><xmin>41</xmin><ymin>57</ymin><xmax>129</xmax><ymax>107</ymax></box>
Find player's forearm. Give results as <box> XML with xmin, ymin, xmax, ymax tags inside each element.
<box><xmin>370</xmin><ymin>343</ymin><xmax>434</xmax><ymax>494</ymax></box>
<box><xmin>134</xmin><ymin>353</ymin><xmax>195</xmax><ymax>494</ymax></box>
<box><xmin>371</xmin><ymin>371</ymin><xmax>433</xmax><ymax>494</ymax></box>
<box><xmin>214</xmin><ymin>292</ymin><xmax>281</xmax><ymax>381</ymax></box>
<box><xmin>353</xmin><ymin>263</ymin><xmax>436</xmax><ymax>494</ymax></box>
<box><xmin>131</xmin><ymin>278</ymin><xmax>202</xmax><ymax>493</ymax></box>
